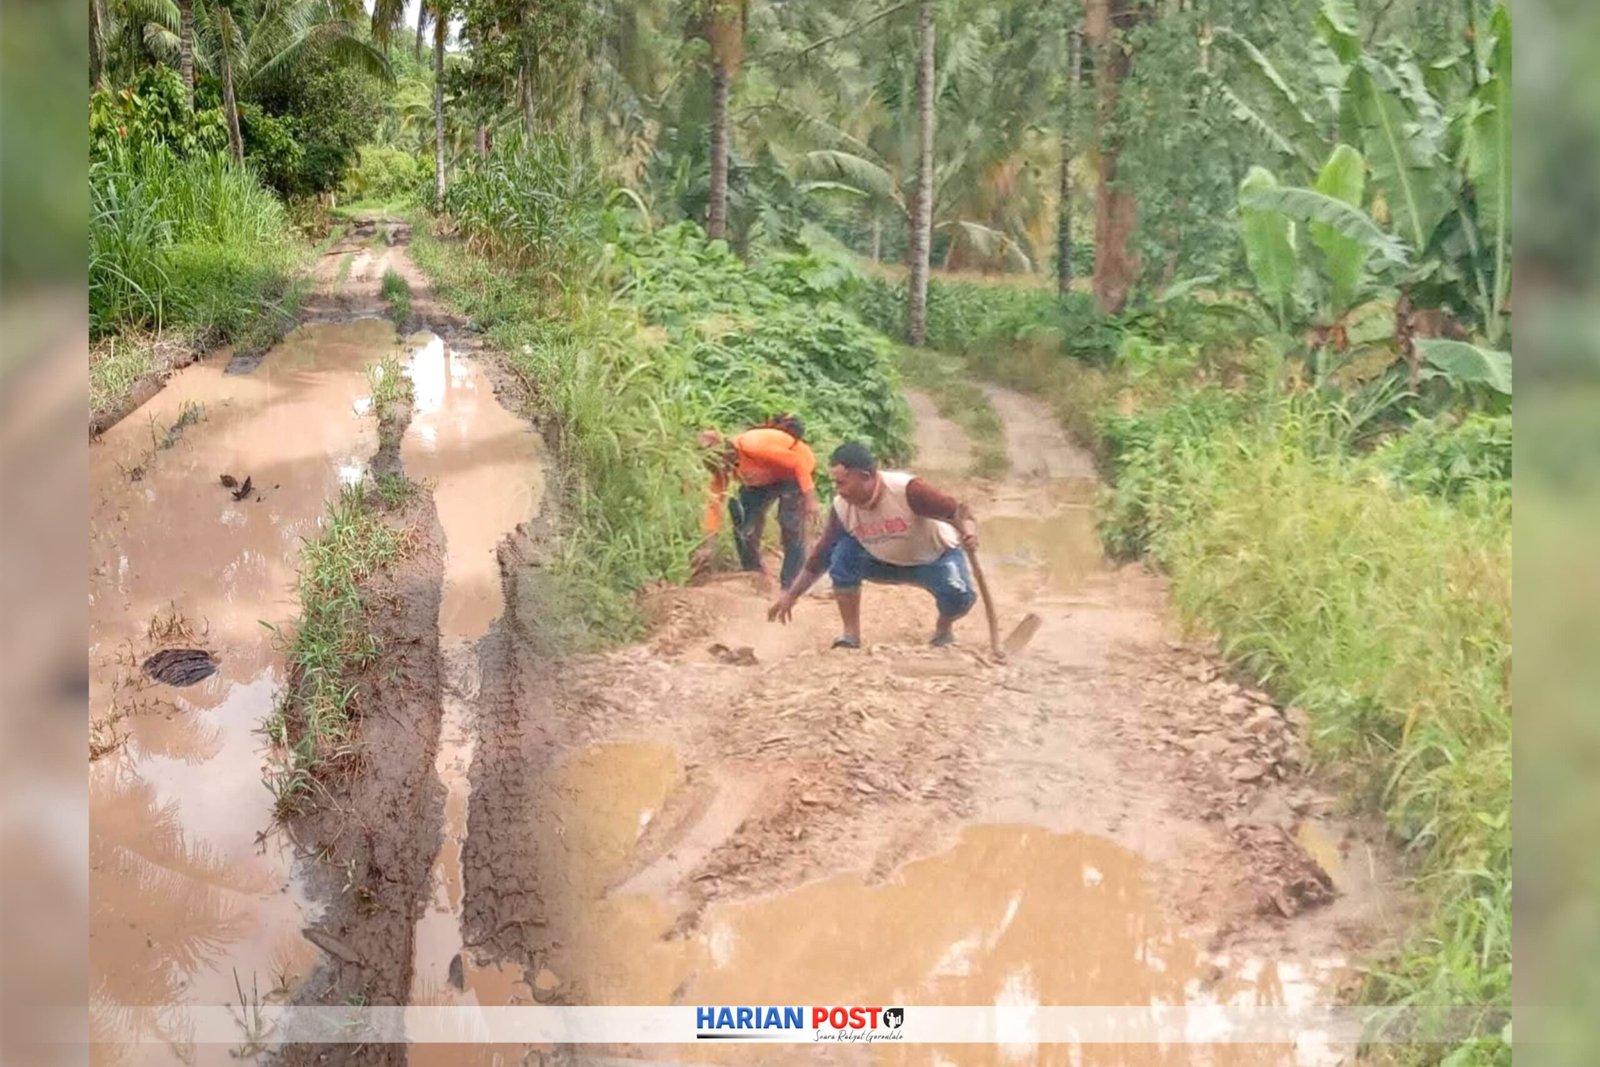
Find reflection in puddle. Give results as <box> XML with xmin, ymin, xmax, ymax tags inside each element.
<box><xmin>90</xmin><ymin>320</ymin><xmax>397</xmax><ymax>1066</ymax></box>
<box><xmin>401</xmin><ymin>332</ymin><xmax>546</xmax><ymax>1067</ymax></box>
<box><xmin>983</xmin><ymin>511</ymin><xmax>1105</xmax><ymax>596</ymax></box>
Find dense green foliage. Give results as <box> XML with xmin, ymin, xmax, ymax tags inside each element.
<box><xmin>417</xmin><ymin>139</ymin><xmax>909</xmax><ymax>643</ymax></box>
<box><xmin>89</xmin><ymin>143</ymin><xmax>299</xmax><ymax>343</ymax></box>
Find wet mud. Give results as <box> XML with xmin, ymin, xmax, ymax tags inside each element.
<box><xmin>89</xmin><ymin>318</ymin><xmax>405</xmax><ymax>1066</ymax></box>
<box><xmin>90</xmin><ymin>219</ymin><xmax>1403</xmax><ymax>1067</ymax></box>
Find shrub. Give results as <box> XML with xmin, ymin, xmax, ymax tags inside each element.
<box><xmin>1372</xmin><ymin>413</ymin><xmax>1512</xmax><ymax>507</ymax></box>
<box><xmin>89</xmin><ymin>143</ymin><xmax>296</xmax><ymax>340</ymax></box>
<box><xmin>89</xmin><ymin>67</ymin><xmax>228</xmax><ymax>162</ymax></box>
<box><xmin>850</xmin><ymin>273</ymin><xmax>1118</xmax><ymax>365</ymax></box>
<box><xmin>341</xmin><ymin>145</ymin><xmax>422</xmax><ymax>204</ymax></box>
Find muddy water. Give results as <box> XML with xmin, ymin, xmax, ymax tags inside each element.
<box><xmin>89</xmin><ymin>320</ymin><xmax>402</xmax><ymax>1066</ymax></box>
<box><xmin>500</xmin><ymin>743</ymin><xmax>1339</xmax><ymax>1066</ymax></box>
<box><xmin>398</xmin><ymin>334</ymin><xmax>545</xmax><ymax>1050</ymax></box>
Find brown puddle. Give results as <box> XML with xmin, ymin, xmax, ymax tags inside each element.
<box><xmin>400</xmin><ymin>333</ymin><xmax>546</xmax><ymax>1060</ymax></box>
<box><xmin>983</xmin><ymin>478</ymin><xmax>1106</xmax><ymax>598</ymax></box>
<box><xmin>89</xmin><ymin>320</ymin><xmax>402</xmax><ymax>1065</ymax></box>
<box><xmin>465</xmin><ymin>743</ymin><xmax>1346</xmax><ymax>1066</ymax></box>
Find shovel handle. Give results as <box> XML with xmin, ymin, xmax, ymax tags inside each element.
<box><xmin>965</xmin><ymin>545</ymin><xmax>1003</xmax><ymax>658</ymax></box>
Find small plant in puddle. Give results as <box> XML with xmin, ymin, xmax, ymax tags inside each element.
<box><xmin>380</xmin><ymin>269</ymin><xmax>411</xmax><ymax>329</ymax></box>
<box><xmin>228</xmin><ymin>968</ymin><xmax>270</xmax><ymax>1059</ymax></box>
<box><xmin>89</xmin><ymin>711</ymin><xmax>128</xmax><ymax>761</ymax></box>
<box><xmin>262</xmin><ymin>482</ymin><xmax>406</xmax><ymax>816</ymax></box>
<box><xmin>367</xmin><ymin>353</ymin><xmax>412</xmax><ymax>414</ymax></box>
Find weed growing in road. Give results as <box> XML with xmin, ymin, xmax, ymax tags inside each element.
<box><xmin>380</xmin><ymin>269</ymin><xmax>411</xmax><ymax>329</ymax></box>
<box><xmin>263</xmin><ymin>482</ymin><xmax>406</xmax><ymax>816</ymax></box>
<box><xmin>367</xmin><ymin>352</ymin><xmax>411</xmax><ymax>413</ymax></box>
<box><xmin>373</xmin><ymin>471</ymin><xmax>416</xmax><ymax>509</ymax></box>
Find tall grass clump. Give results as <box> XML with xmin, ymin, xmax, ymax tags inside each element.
<box><xmin>91</xmin><ymin>143</ymin><xmax>299</xmax><ymax>342</ymax></box>
<box><xmin>380</xmin><ymin>269</ymin><xmax>411</xmax><ymax>328</ymax></box>
<box><xmin>263</xmin><ymin>482</ymin><xmax>406</xmax><ymax>815</ymax></box>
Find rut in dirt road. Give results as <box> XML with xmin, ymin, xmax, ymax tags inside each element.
<box><xmin>439</xmin><ymin>373</ymin><xmax>1403</xmax><ymax>1065</ymax></box>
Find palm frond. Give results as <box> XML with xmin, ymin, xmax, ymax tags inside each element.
<box><xmin>794</xmin><ymin>149</ymin><xmax>902</xmax><ymax>211</ymax></box>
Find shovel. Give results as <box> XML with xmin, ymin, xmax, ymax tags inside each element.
<box><xmin>965</xmin><ymin>545</ymin><xmax>1042</xmax><ymax>661</ymax></box>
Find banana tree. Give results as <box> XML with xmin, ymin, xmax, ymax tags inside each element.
<box><xmin>1216</xmin><ymin>0</ymin><xmax>1511</xmax><ymax>347</ymax></box>
<box><xmin>1239</xmin><ymin>143</ymin><xmax>1509</xmax><ymax>396</ymax></box>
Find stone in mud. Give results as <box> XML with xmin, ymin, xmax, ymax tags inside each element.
<box><xmin>708</xmin><ymin>643</ymin><xmax>759</xmax><ymax>666</ymax></box>
<box><xmin>1229</xmin><ymin>761</ymin><xmax>1267</xmax><ymax>782</ymax></box>
<box><xmin>448</xmin><ymin>953</ymin><xmax>465</xmax><ymax>991</ymax></box>
<box><xmin>141</xmin><ymin>648</ymin><xmax>218</xmax><ymax>687</ymax></box>
<box><xmin>1246</xmin><ymin>707</ymin><xmax>1282</xmax><ymax>735</ymax></box>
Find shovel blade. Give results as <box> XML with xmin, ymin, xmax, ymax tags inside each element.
<box><xmin>1002</xmin><ymin>612</ymin><xmax>1043</xmax><ymax>656</ymax></box>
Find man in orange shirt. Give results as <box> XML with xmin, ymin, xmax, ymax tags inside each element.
<box><xmin>694</xmin><ymin>415</ymin><xmax>821</xmax><ymax>590</ymax></box>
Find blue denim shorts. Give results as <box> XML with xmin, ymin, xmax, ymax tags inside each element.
<box><xmin>828</xmin><ymin>533</ymin><xmax>977</xmax><ymax>619</ymax></box>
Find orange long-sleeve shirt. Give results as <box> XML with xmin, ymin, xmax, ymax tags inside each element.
<box><xmin>703</xmin><ymin>428</ymin><xmax>818</xmax><ymax>534</ymax></box>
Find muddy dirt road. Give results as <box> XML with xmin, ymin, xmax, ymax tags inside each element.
<box><xmin>89</xmin><ymin>219</ymin><xmax>1402</xmax><ymax>1067</ymax></box>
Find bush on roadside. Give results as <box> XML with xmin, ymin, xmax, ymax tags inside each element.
<box><xmin>90</xmin><ymin>143</ymin><xmax>297</xmax><ymax>340</ymax></box>
<box><xmin>342</xmin><ymin>145</ymin><xmax>422</xmax><ymax>204</ymax></box>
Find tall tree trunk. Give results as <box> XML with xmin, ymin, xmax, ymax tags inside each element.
<box><xmin>475</xmin><ymin>125</ymin><xmax>488</xmax><ymax>157</ymax></box>
<box><xmin>179</xmin><ymin>0</ymin><xmax>195</xmax><ymax>111</ymax></box>
<box><xmin>220</xmin><ymin>50</ymin><xmax>244</xmax><ymax>163</ymax></box>
<box><xmin>89</xmin><ymin>0</ymin><xmax>103</xmax><ymax>90</ymax></box>
<box><xmin>434</xmin><ymin>10</ymin><xmax>447</xmax><ymax>212</ymax></box>
<box><xmin>1056</xmin><ymin>135</ymin><xmax>1074</xmax><ymax>295</ymax></box>
<box><xmin>1085</xmin><ymin>0</ymin><xmax>1140</xmax><ymax>315</ymax></box>
<box><xmin>871</xmin><ymin>214</ymin><xmax>882</xmax><ymax>262</ymax></box>
<box><xmin>707</xmin><ymin>59</ymin><xmax>730</xmax><ymax>241</ymax></box>
<box><xmin>415</xmin><ymin>0</ymin><xmax>427</xmax><ymax>63</ymax></box>
<box><xmin>1057</xmin><ymin>30</ymin><xmax>1081</xmax><ymax>296</ymax></box>
<box><xmin>905</xmin><ymin>0</ymin><xmax>936</xmax><ymax>346</ymax></box>
<box><xmin>521</xmin><ymin>59</ymin><xmax>537</xmax><ymax>137</ymax></box>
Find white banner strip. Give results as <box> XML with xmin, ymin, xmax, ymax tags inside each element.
<box><xmin>74</xmin><ymin>1006</ymin><xmax>1511</xmax><ymax>1046</ymax></box>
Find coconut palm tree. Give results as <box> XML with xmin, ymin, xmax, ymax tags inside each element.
<box><xmin>703</xmin><ymin>0</ymin><xmax>748</xmax><ymax>242</ymax></box>
<box><xmin>905</xmin><ymin>0</ymin><xmax>935</xmax><ymax>343</ymax></box>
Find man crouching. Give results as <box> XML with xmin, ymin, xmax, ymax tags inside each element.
<box><xmin>767</xmin><ymin>441</ymin><xmax>979</xmax><ymax>648</ymax></box>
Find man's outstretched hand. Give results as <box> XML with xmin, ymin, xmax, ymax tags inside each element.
<box><xmin>768</xmin><ymin>590</ymin><xmax>798</xmax><ymax>624</ymax></box>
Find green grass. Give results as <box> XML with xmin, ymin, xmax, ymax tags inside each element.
<box><xmin>373</xmin><ymin>471</ymin><xmax>417</xmax><ymax>509</ymax></box>
<box><xmin>262</xmin><ymin>482</ymin><xmax>407</xmax><ymax>816</ymax></box>
<box><xmin>89</xmin><ymin>333</ymin><xmax>157</xmax><ymax>423</ymax></box>
<box><xmin>1137</xmin><ymin>402</ymin><xmax>1510</xmax><ymax>1059</ymax></box>
<box><xmin>894</xmin><ymin>347</ymin><xmax>1008</xmax><ymax>479</ymax></box>
<box><xmin>379</xmin><ymin>269</ymin><xmax>411</xmax><ymax>329</ymax></box>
